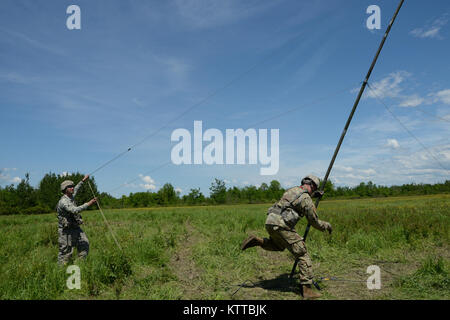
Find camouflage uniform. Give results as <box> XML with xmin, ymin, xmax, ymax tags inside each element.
<box><xmin>56</xmin><ymin>180</ymin><xmax>90</xmax><ymax>265</ymax></box>
<box><xmin>263</xmin><ymin>186</ymin><xmax>331</xmax><ymax>285</ymax></box>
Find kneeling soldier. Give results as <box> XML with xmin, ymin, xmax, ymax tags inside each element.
<box><xmin>241</xmin><ymin>175</ymin><xmax>332</xmax><ymax>299</ymax></box>
<box><xmin>57</xmin><ymin>175</ymin><xmax>97</xmax><ymax>265</ymax></box>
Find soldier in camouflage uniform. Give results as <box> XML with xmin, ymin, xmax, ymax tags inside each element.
<box><xmin>57</xmin><ymin>175</ymin><xmax>97</xmax><ymax>265</ymax></box>
<box><xmin>241</xmin><ymin>175</ymin><xmax>332</xmax><ymax>299</ymax></box>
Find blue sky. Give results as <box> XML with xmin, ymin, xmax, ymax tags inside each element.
<box><xmin>1</xmin><ymin>0</ymin><xmax>449</xmax><ymax>197</ymax></box>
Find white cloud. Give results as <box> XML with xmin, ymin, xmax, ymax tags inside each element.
<box><xmin>386</xmin><ymin>139</ymin><xmax>400</xmax><ymax>149</ymax></box>
<box><xmin>335</xmin><ymin>165</ymin><xmax>353</xmax><ymax>173</ymax></box>
<box><xmin>10</xmin><ymin>177</ymin><xmax>21</xmax><ymax>184</ymax></box>
<box><xmin>138</xmin><ymin>174</ymin><xmax>156</xmax><ymax>190</ymax></box>
<box><xmin>335</xmin><ymin>144</ymin><xmax>450</xmax><ymax>186</ymax></box>
<box><xmin>362</xmin><ymin>71</ymin><xmax>450</xmax><ymax>108</ymax></box>
<box><xmin>141</xmin><ymin>184</ymin><xmax>157</xmax><ymax>190</ymax></box>
<box><xmin>0</xmin><ymin>172</ymin><xmax>8</xmax><ymax>181</ymax></box>
<box><xmin>360</xmin><ymin>168</ymin><xmax>376</xmax><ymax>175</ymax></box>
<box><xmin>363</xmin><ymin>71</ymin><xmax>409</xmax><ymax>99</ymax></box>
<box><xmin>0</xmin><ymin>168</ymin><xmax>21</xmax><ymax>185</ymax></box>
<box><xmin>410</xmin><ymin>14</ymin><xmax>448</xmax><ymax>39</ymax></box>
<box><xmin>399</xmin><ymin>94</ymin><xmax>424</xmax><ymax>107</ymax></box>
<box><xmin>410</xmin><ymin>27</ymin><xmax>440</xmax><ymax>39</ymax></box>
<box><xmin>434</xmin><ymin>89</ymin><xmax>450</xmax><ymax>105</ymax></box>
<box><xmin>395</xmin><ymin>144</ymin><xmax>450</xmax><ymax>171</ymax></box>
<box><xmin>175</xmin><ymin>187</ymin><xmax>182</xmax><ymax>193</ymax></box>
<box><xmin>139</xmin><ymin>174</ymin><xmax>155</xmax><ymax>184</ymax></box>
<box><xmin>331</xmin><ymin>167</ymin><xmax>377</xmax><ymax>186</ymax></box>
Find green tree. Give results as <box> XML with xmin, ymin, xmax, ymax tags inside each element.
<box><xmin>209</xmin><ymin>178</ymin><xmax>226</xmax><ymax>204</ymax></box>
<box><xmin>37</xmin><ymin>172</ymin><xmax>60</xmax><ymax>211</ymax></box>
<box><xmin>322</xmin><ymin>180</ymin><xmax>335</xmax><ymax>198</ymax></box>
<box><xmin>37</xmin><ymin>172</ymin><xmax>98</xmax><ymax>211</ymax></box>
<box><xmin>184</xmin><ymin>188</ymin><xmax>205</xmax><ymax>205</ymax></box>
<box><xmin>157</xmin><ymin>183</ymin><xmax>178</xmax><ymax>205</ymax></box>
<box><xmin>268</xmin><ymin>180</ymin><xmax>283</xmax><ymax>200</ymax></box>
<box><xmin>16</xmin><ymin>173</ymin><xmax>38</xmax><ymax>210</ymax></box>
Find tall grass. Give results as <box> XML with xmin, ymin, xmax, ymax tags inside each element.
<box><xmin>0</xmin><ymin>194</ymin><xmax>448</xmax><ymax>299</ymax></box>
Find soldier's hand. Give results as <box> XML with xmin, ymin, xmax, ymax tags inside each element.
<box><xmin>82</xmin><ymin>174</ymin><xmax>90</xmax><ymax>182</ymax></box>
<box><xmin>312</xmin><ymin>190</ymin><xmax>324</xmax><ymax>198</ymax></box>
<box><xmin>88</xmin><ymin>198</ymin><xmax>97</xmax><ymax>206</ymax></box>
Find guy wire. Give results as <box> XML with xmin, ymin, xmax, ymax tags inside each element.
<box><xmin>87</xmin><ymin>18</ymin><xmax>370</xmax><ymax>178</ymax></box>
<box><xmin>87</xmin><ymin>180</ymin><xmax>123</xmax><ymax>252</ymax></box>
<box><xmin>367</xmin><ymin>82</ymin><xmax>449</xmax><ymax>173</ymax></box>
<box><xmin>106</xmin><ymin>79</ymin><xmax>361</xmax><ymax>196</ymax></box>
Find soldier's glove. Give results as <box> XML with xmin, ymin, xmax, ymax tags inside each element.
<box><xmin>312</xmin><ymin>190</ymin><xmax>324</xmax><ymax>198</ymax></box>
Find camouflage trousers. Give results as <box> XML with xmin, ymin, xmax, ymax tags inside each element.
<box><xmin>58</xmin><ymin>227</ymin><xmax>89</xmax><ymax>265</ymax></box>
<box><xmin>262</xmin><ymin>224</ymin><xmax>313</xmax><ymax>285</ymax></box>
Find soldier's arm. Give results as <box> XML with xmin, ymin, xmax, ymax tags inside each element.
<box><xmin>300</xmin><ymin>195</ymin><xmax>330</xmax><ymax>232</ymax></box>
<box><xmin>61</xmin><ymin>197</ymin><xmax>89</xmax><ymax>215</ymax></box>
<box><xmin>73</xmin><ymin>180</ymin><xmax>84</xmax><ymax>198</ymax></box>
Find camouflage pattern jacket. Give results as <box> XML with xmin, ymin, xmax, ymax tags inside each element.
<box><xmin>265</xmin><ymin>186</ymin><xmax>329</xmax><ymax>232</ymax></box>
<box><xmin>56</xmin><ymin>180</ymin><xmax>88</xmax><ymax>229</ymax></box>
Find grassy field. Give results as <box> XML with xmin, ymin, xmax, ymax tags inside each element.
<box><xmin>0</xmin><ymin>194</ymin><xmax>449</xmax><ymax>300</ymax></box>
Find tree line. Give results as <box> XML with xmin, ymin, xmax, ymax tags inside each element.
<box><xmin>0</xmin><ymin>172</ymin><xmax>449</xmax><ymax>215</ymax></box>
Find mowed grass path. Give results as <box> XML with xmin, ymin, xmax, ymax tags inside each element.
<box><xmin>0</xmin><ymin>194</ymin><xmax>448</xmax><ymax>300</ymax></box>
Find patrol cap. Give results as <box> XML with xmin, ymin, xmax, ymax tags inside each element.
<box><xmin>61</xmin><ymin>180</ymin><xmax>75</xmax><ymax>192</ymax></box>
<box><xmin>301</xmin><ymin>175</ymin><xmax>320</xmax><ymax>189</ymax></box>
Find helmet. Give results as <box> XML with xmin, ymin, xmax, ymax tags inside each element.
<box><xmin>301</xmin><ymin>175</ymin><xmax>320</xmax><ymax>189</ymax></box>
<box><xmin>60</xmin><ymin>180</ymin><xmax>74</xmax><ymax>192</ymax></box>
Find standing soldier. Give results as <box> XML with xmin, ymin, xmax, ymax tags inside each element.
<box><xmin>241</xmin><ymin>175</ymin><xmax>332</xmax><ymax>299</ymax></box>
<box><xmin>57</xmin><ymin>174</ymin><xmax>97</xmax><ymax>265</ymax></box>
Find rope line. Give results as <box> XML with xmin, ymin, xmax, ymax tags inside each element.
<box><xmin>413</xmin><ymin>106</ymin><xmax>450</xmax><ymax>123</ymax></box>
<box><xmin>318</xmin><ymin>276</ymin><xmax>366</xmax><ymax>283</ymax></box>
<box><xmin>87</xmin><ymin>180</ymin><xmax>123</xmax><ymax>251</ymax></box>
<box><xmin>87</xmin><ymin>30</ymin><xmax>309</xmax><ymax>177</ymax></box>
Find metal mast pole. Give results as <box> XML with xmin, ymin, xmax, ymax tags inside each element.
<box><xmin>291</xmin><ymin>0</ymin><xmax>405</xmax><ymax>279</ymax></box>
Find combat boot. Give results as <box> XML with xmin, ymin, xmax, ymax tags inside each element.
<box><xmin>301</xmin><ymin>284</ymin><xmax>321</xmax><ymax>300</ymax></box>
<box><xmin>240</xmin><ymin>235</ymin><xmax>264</xmax><ymax>251</ymax></box>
